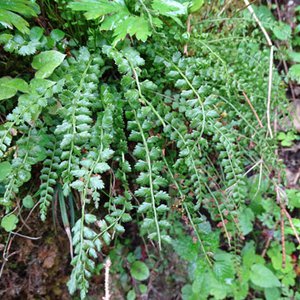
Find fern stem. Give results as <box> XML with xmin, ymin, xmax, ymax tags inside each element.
<box><xmin>135</xmin><ymin>112</ymin><xmax>162</xmax><ymax>251</ymax></box>
<box><xmin>184</xmin><ymin>203</ymin><xmax>213</xmax><ymax>267</ymax></box>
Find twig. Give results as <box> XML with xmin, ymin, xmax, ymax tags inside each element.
<box><xmin>218</xmin><ymin>0</ymin><xmax>233</xmax><ymax>16</ymax></box>
<box><xmin>184</xmin><ymin>14</ymin><xmax>192</xmax><ymax>56</ymax></box>
<box><xmin>261</xmin><ymin>221</ymin><xmax>279</xmax><ymax>258</ymax></box>
<box><xmin>243</xmin><ymin>0</ymin><xmax>272</xmax><ymax>46</ymax></box>
<box><xmin>242</xmin><ymin>91</ymin><xmax>264</xmax><ymax>128</ymax></box>
<box><xmin>103</xmin><ymin>257</ymin><xmax>111</xmax><ymax>300</ymax></box>
<box><xmin>243</xmin><ymin>0</ymin><xmax>274</xmax><ymax>138</ymax></box>
<box><xmin>11</xmin><ymin>232</ymin><xmax>41</xmax><ymax>240</ymax></box>
<box><xmin>280</xmin><ymin>203</ymin><xmax>286</xmax><ymax>268</ymax></box>
<box><xmin>276</xmin><ymin>182</ymin><xmax>286</xmax><ymax>268</ymax></box>
<box><xmin>267</xmin><ymin>45</ymin><xmax>274</xmax><ymax>139</ymax></box>
<box><xmin>283</xmin><ymin>208</ymin><xmax>300</xmax><ymax>246</ymax></box>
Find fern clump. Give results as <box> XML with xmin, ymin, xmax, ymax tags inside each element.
<box><xmin>0</xmin><ymin>0</ymin><xmax>298</xmax><ymax>299</ymax></box>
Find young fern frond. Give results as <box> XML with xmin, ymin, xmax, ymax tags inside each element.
<box><xmin>68</xmin><ymin>106</ymin><xmax>115</xmax><ymax>297</ymax></box>
<box><xmin>39</xmin><ymin>135</ymin><xmax>61</xmax><ymax>221</ymax></box>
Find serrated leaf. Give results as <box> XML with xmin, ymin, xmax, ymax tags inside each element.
<box><xmin>272</xmin><ymin>22</ymin><xmax>291</xmax><ymax>41</ymax></box>
<box><xmin>85</xmin><ymin>214</ymin><xmax>97</xmax><ymax>224</ymax></box>
<box><xmin>115</xmin><ymin>223</ymin><xmax>125</xmax><ymax>233</ymax></box>
<box><xmin>155</xmin><ymin>191</ymin><xmax>170</xmax><ymax>201</ymax></box>
<box><xmin>94</xmin><ymin>162</ymin><xmax>110</xmax><ymax>173</ymax></box>
<box><xmin>70</xmin><ymin>180</ymin><xmax>84</xmax><ymax>191</ymax></box>
<box><xmin>250</xmin><ymin>264</ymin><xmax>281</xmax><ymax>288</ymax></box>
<box><xmin>18</xmin><ymin>43</ymin><xmax>37</xmax><ymax>56</ymax></box>
<box><xmin>68</xmin><ymin>0</ymin><xmax>120</xmax><ymax>19</ymax></box>
<box><xmin>90</xmin><ymin>176</ymin><xmax>105</xmax><ymax>190</ymax></box>
<box><xmin>138</xmin><ymin>202</ymin><xmax>152</xmax><ymax>213</ymax></box>
<box><xmin>113</xmin><ymin>15</ymin><xmax>151</xmax><ymax>44</ymax></box>
<box><xmin>156</xmin><ymin>204</ymin><xmax>169</xmax><ymax>213</ymax></box>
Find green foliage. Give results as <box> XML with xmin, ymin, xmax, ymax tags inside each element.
<box><xmin>288</xmin><ymin>64</ymin><xmax>300</xmax><ymax>83</ymax></box>
<box><xmin>1</xmin><ymin>213</ymin><xmax>18</xmax><ymax>232</ymax></box>
<box><xmin>250</xmin><ymin>264</ymin><xmax>281</xmax><ymax>288</ymax></box>
<box><xmin>32</xmin><ymin>50</ymin><xmax>66</xmax><ymax>79</ymax></box>
<box><xmin>0</xmin><ymin>0</ymin><xmax>39</xmax><ymax>34</ymax></box>
<box><xmin>277</xmin><ymin>131</ymin><xmax>298</xmax><ymax>147</ymax></box>
<box><xmin>130</xmin><ymin>261</ymin><xmax>150</xmax><ymax>281</ymax></box>
<box><xmin>0</xmin><ymin>1</ymin><xmax>298</xmax><ymax>299</ymax></box>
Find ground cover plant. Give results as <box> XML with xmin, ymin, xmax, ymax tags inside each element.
<box><xmin>0</xmin><ymin>0</ymin><xmax>299</xmax><ymax>299</ymax></box>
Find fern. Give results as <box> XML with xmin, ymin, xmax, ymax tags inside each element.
<box><xmin>39</xmin><ymin>135</ymin><xmax>61</xmax><ymax>221</ymax></box>
<box><xmin>0</xmin><ymin>1</ymin><xmax>294</xmax><ymax>299</ymax></box>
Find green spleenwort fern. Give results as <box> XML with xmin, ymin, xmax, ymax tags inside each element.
<box><xmin>0</xmin><ymin>0</ymin><xmax>295</xmax><ymax>299</ymax></box>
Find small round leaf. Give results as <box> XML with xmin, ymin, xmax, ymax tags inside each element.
<box><xmin>130</xmin><ymin>261</ymin><xmax>150</xmax><ymax>281</ymax></box>
<box><xmin>23</xmin><ymin>195</ymin><xmax>34</xmax><ymax>209</ymax></box>
<box><xmin>1</xmin><ymin>214</ymin><xmax>19</xmax><ymax>232</ymax></box>
<box><xmin>127</xmin><ymin>290</ymin><xmax>136</xmax><ymax>300</ymax></box>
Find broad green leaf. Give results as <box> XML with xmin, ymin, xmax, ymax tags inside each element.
<box><xmin>264</xmin><ymin>288</ymin><xmax>280</xmax><ymax>300</ymax></box>
<box><xmin>130</xmin><ymin>261</ymin><xmax>150</xmax><ymax>281</ymax></box>
<box><xmin>0</xmin><ymin>161</ymin><xmax>12</xmax><ymax>181</ymax></box>
<box><xmin>152</xmin><ymin>0</ymin><xmax>187</xmax><ymax>17</ymax></box>
<box><xmin>288</xmin><ymin>64</ymin><xmax>300</xmax><ymax>83</ymax></box>
<box><xmin>189</xmin><ymin>0</ymin><xmax>204</xmax><ymax>13</ymax></box>
<box><xmin>0</xmin><ymin>77</ymin><xmax>29</xmax><ymax>100</ymax></box>
<box><xmin>1</xmin><ymin>214</ymin><xmax>19</xmax><ymax>232</ymax></box>
<box><xmin>68</xmin><ymin>0</ymin><xmax>120</xmax><ymax>19</ymax></box>
<box><xmin>238</xmin><ymin>207</ymin><xmax>254</xmax><ymax>235</ymax></box>
<box><xmin>32</xmin><ymin>50</ymin><xmax>66</xmax><ymax>79</ymax></box>
<box><xmin>272</xmin><ymin>22</ymin><xmax>291</xmax><ymax>41</ymax></box>
<box><xmin>30</xmin><ymin>78</ymin><xmax>55</xmax><ymax>94</ymax></box>
<box><xmin>250</xmin><ymin>264</ymin><xmax>281</xmax><ymax>288</ymax></box>
<box><xmin>29</xmin><ymin>26</ymin><xmax>44</xmax><ymax>41</ymax></box>
<box><xmin>288</xmin><ymin>51</ymin><xmax>300</xmax><ymax>63</ymax></box>
<box><xmin>286</xmin><ymin>189</ymin><xmax>300</xmax><ymax>209</ymax></box>
<box><xmin>50</xmin><ymin>29</ymin><xmax>65</xmax><ymax>41</ymax></box>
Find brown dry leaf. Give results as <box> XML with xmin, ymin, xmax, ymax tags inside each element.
<box><xmin>43</xmin><ymin>256</ymin><xmax>56</xmax><ymax>269</ymax></box>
